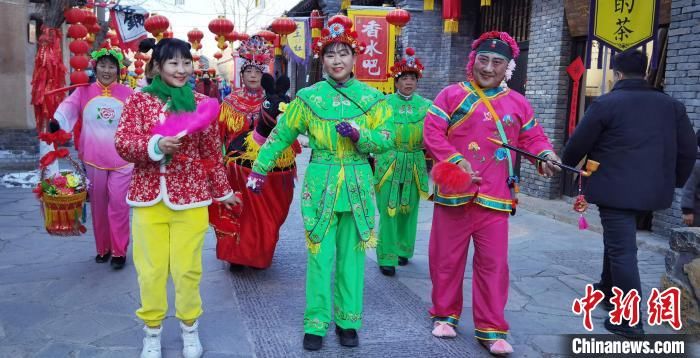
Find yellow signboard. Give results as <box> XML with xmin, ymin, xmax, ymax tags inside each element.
<box><xmin>592</xmin><ymin>0</ymin><xmax>658</xmax><ymax>52</ymax></box>
<box><xmin>287</xmin><ymin>20</ymin><xmax>306</xmax><ymax>61</ymax></box>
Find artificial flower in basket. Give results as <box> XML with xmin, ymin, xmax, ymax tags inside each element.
<box><xmin>35</xmin><ymin>129</ymin><xmax>88</xmax><ymax>236</ymax></box>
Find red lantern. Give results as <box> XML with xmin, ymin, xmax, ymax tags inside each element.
<box><xmin>64</xmin><ymin>7</ymin><xmax>86</xmax><ymax>24</ymax></box>
<box><xmin>209</xmin><ymin>16</ymin><xmax>234</xmax><ymax>50</ymax></box>
<box><xmin>192</xmin><ymin>54</ymin><xmax>201</xmax><ymax>62</ymax></box>
<box><xmin>70</xmin><ymin>71</ymin><xmax>89</xmax><ymax>84</ymax></box>
<box><xmin>82</xmin><ymin>9</ymin><xmax>97</xmax><ymax>27</ymax></box>
<box><xmin>134</xmin><ymin>59</ymin><xmax>145</xmax><ymax>69</ymax></box>
<box><xmin>213</xmin><ymin>51</ymin><xmax>223</xmax><ymax>60</ymax></box>
<box><xmin>237</xmin><ymin>33</ymin><xmax>250</xmax><ymax>42</ymax></box>
<box><xmin>145</xmin><ymin>14</ymin><xmax>170</xmax><ymax>41</ymax></box>
<box><xmin>69</xmin><ymin>40</ymin><xmax>89</xmax><ymax>54</ymax></box>
<box><xmin>135</xmin><ymin>67</ymin><xmax>144</xmax><ymax>76</ymax></box>
<box><xmin>141</xmin><ymin>53</ymin><xmax>151</xmax><ymax>62</ymax></box>
<box><xmin>256</xmin><ymin>30</ymin><xmax>276</xmax><ymax>44</ymax></box>
<box><xmin>310</xmin><ymin>10</ymin><xmax>324</xmax><ymax>40</ymax></box>
<box><xmin>208</xmin><ymin>68</ymin><xmax>216</xmax><ymax>76</ymax></box>
<box><xmin>67</xmin><ymin>24</ymin><xmax>88</xmax><ymax>39</ymax></box>
<box><xmin>224</xmin><ymin>31</ymin><xmax>236</xmax><ymax>43</ymax></box>
<box><xmin>70</xmin><ymin>55</ymin><xmax>90</xmax><ymax>70</ymax></box>
<box><xmin>194</xmin><ymin>69</ymin><xmax>203</xmax><ymax>76</ymax></box>
<box><xmin>163</xmin><ymin>29</ymin><xmax>174</xmax><ymax>39</ymax></box>
<box><xmin>386</xmin><ymin>8</ymin><xmax>411</xmax><ymax>35</ymax></box>
<box><xmin>271</xmin><ymin>16</ymin><xmax>297</xmax><ymax>46</ymax></box>
<box><xmin>442</xmin><ymin>0</ymin><xmax>461</xmax><ymax>33</ymax></box>
<box><xmin>187</xmin><ymin>28</ymin><xmax>204</xmax><ymax>50</ymax></box>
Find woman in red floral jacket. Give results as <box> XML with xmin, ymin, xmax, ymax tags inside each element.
<box><xmin>115</xmin><ymin>38</ymin><xmax>239</xmax><ymax>358</ymax></box>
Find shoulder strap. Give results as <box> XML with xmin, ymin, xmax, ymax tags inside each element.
<box><xmin>470</xmin><ymin>82</ymin><xmax>514</xmax><ymax>178</ymax></box>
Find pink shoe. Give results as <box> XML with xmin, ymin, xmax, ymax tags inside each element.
<box><xmin>479</xmin><ymin>339</ymin><xmax>513</xmax><ymax>356</ymax></box>
<box><xmin>431</xmin><ymin>321</ymin><xmax>457</xmax><ymax>338</ymax></box>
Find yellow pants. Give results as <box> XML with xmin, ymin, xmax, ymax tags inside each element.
<box><xmin>132</xmin><ymin>201</ymin><xmax>208</xmax><ymax>327</ymax></box>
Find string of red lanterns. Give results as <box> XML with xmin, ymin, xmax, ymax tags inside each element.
<box><xmin>209</xmin><ymin>16</ymin><xmax>234</xmax><ymax>51</ymax></box>
<box><xmin>64</xmin><ymin>7</ymin><xmax>90</xmax><ymax>84</ymax></box>
<box><xmin>271</xmin><ymin>16</ymin><xmax>297</xmax><ymax>46</ymax></box>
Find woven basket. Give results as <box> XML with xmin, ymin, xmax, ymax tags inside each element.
<box><xmin>39</xmin><ymin>155</ymin><xmax>88</xmax><ymax>236</ymax></box>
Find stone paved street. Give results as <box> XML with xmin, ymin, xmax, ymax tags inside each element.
<box><xmin>0</xmin><ymin>149</ymin><xmax>696</xmax><ymax>357</ymax></box>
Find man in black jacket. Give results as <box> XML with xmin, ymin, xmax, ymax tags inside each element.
<box><xmin>562</xmin><ymin>50</ymin><xmax>696</xmax><ymax>337</ymax></box>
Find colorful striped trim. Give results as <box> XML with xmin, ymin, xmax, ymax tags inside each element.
<box><xmin>446</xmin><ymin>153</ymin><xmax>465</xmax><ymax>164</ymax></box>
<box><xmin>475</xmin><ymin>328</ymin><xmax>508</xmax><ymax>341</ymax></box>
<box><xmin>537</xmin><ymin>149</ymin><xmax>554</xmax><ymax>158</ymax></box>
<box><xmin>433</xmin><ymin>191</ymin><xmax>513</xmax><ymax>212</ymax></box>
<box><xmin>448</xmin><ymin>82</ymin><xmax>509</xmax><ymax>133</ymax></box>
<box><xmin>432</xmin><ymin>315</ymin><xmax>460</xmax><ymax>327</ymax></box>
<box><xmin>428</xmin><ymin>105</ymin><xmax>451</xmax><ymax>123</ymax></box>
<box><xmin>520</xmin><ymin>117</ymin><xmax>538</xmax><ymax>132</ymax></box>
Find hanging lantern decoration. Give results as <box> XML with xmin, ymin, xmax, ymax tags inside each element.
<box><xmin>65</xmin><ymin>7</ymin><xmax>89</xmax><ymax>85</ymax></box>
<box><xmin>192</xmin><ymin>54</ymin><xmax>201</xmax><ymax>62</ymax></box>
<box><xmin>82</xmin><ymin>8</ymin><xmax>98</xmax><ymax>44</ymax></box>
<box><xmin>225</xmin><ymin>31</ymin><xmax>236</xmax><ymax>45</ymax></box>
<box><xmin>209</xmin><ymin>16</ymin><xmax>234</xmax><ymax>50</ymax></box>
<box><xmin>309</xmin><ymin>10</ymin><xmax>324</xmax><ymax>40</ymax></box>
<box><xmin>133</xmin><ymin>52</ymin><xmax>145</xmax><ymax>78</ymax></box>
<box><xmin>194</xmin><ymin>69</ymin><xmax>203</xmax><ymax>77</ymax></box>
<box><xmin>386</xmin><ymin>8</ymin><xmax>411</xmax><ymax>36</ymax></box>
<box><xmin>273</xmin><ymin>34</ymin><xmax>282</xmax><ymax>56</ymax></box>
<box><xmin>187</xmin><ymin>28</ymin><xmax>204</xmax><ymax>50</ymax></box>
<box><xmin>481</xmin><ymin>0</ymin><xmax>492</xmax><ymax>5</ymax></box>
<box><xmin>163</xmin><ymin>28</ymin><xmax>174</xmax><ymax>39</ymax></box>
<box><xmin>256</xmin><ymin>30</ymin><xmax>277</xmax><ymax>44</ymax></box>
<box><xmin>208</xmin><ymin>68</ymin><xmax>216</xmax><ymax>77</ymax></box>
<box><xmin>213</xmin><ymin>51</ymin><xmax>223</xmax><ymax>60</ymax></box>
<box><xmin>144</xmin><ymin>13</ymin><xmax>170</xmax><ymax>41</ymax></box>
<box><xmin>237</xmin><ymin>32</ymin><xmax>250</xmax><ymax>42</ymax></box>
<box><xmin>442</xmin><ymin>0</ymin><xmax>460</xmax><ymax>33</ymax></box>
<box><xmin>271</xmin><ymin>16</ymin><xmax>297</xmax><ymax>46</ymax></box>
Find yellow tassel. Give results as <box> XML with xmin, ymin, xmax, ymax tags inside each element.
<box><xmin>400</xmin><ymin>205</ymin><xmax>410</xmax><ymax>214</ymax></box>
<box><xmin>481</xmin><ymin>0</ymin><xmax>492</xmax><ymax>6</ymax></box>
<box><xmin>341</xmin><ymin>0</ymin><xmax>351</xmax><ymax>10</ymax></box>
<box><xmin>443</xmin><ymin>19</ymin><xmax>459</xmax><ymax>33</ymax></box>
<box><xmin>239</xmin><ymin>133</ymin><xmax>296</xmax><ymax>168</ymax></box>
<box><xmin>306</xmin><ymin>232</ymin><xmax>321</xmax><ymax>255</ymax></box>
<box><xmin>424</xmin><ymin>0</ymin><xmax>434</xmax><ymax>11</ymax></box>
<box><xmin>388</xmin><ymin>206</ymin><xmax>396</xmax><ymax>217</ymax></box>
<box><xmin>355</xmin><ymin>231</ymin><xmax>378</xmax><ymax>251</ymax></box>
<box><xmin>219</xmin><ymin>104</ymin><xmax>246</xmax><ymax>133</ymax></box>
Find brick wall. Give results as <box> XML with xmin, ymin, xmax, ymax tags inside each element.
<box><xmin>0</xmin><ymin>129</ymin><xmax>39</xmax><ymax>173</ymax></box>
<box><xmin>520</xmin><ymin>0</ymin><xmax>571</xmax><ymax>199</ymax></box>
<box><xmin>652</xmin><ymin>0</ymin><xmax>700</xmax><ymax>236</ymax></box>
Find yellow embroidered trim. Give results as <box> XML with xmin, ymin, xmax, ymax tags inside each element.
<box><xmin>219</xmin><ymin>103</ymin><xmax>246</xmax><ymax>133</ymax></box>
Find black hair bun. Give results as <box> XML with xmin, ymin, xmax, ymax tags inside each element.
<box><xmin>261</xmin><ymin>73</ymin><xmax>275</xmax><ymax>96</ymax></box>
<box><xmin>139</xmin><ymin>38</ymin><xmax>157</xmax><ymax>53</ymax></box>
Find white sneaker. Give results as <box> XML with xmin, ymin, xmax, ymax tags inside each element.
<box><xmin>180</xmin><ymin>320</ymin><xmax>203</xmax><ymax>358</ymax></box>
<box><xmin>140</xmin><ymin>325</ymin><xmax>162</xmax><ymax>358</ymax></box>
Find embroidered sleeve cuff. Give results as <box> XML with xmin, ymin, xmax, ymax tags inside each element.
<box><xmin>447</xmin><ymin>153</ymin><xmax>465</xmax><ymax>164</ymax></box>
<box><xmin>214</xmin><ymin>191</ymin><xmax>233</xmax><ymax>202</ymax></box>
<box><xmin>148</xmin><ymin>135</ymin><xmax>165</xmax><ymax>162</ymax></box>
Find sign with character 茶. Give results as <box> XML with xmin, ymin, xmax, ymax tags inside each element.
<box><xmin>590</xmin><ymin>0</ymin><xmax>659</xmax><ymax>52</ymax></box>
<box><xmin>347</xmin><ymin>8</ymin><xmax>396</xmax><ymax>94</ymax></box>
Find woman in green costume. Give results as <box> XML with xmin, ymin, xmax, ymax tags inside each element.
<box><xmin>246</xmin><ymin>15</ymin><xmax>393</xmax><ymax>351</ymax></box>
<box><xmin>374</xmin><ymin>48</ymin><xmax>432</xmax><ymax>277</ymax></box>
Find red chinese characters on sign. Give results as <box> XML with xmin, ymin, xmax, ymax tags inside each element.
<box><xmin>647</xmin><ymin>287</ymin><xmax>682</xmax><ymax>330</ymax></box>
<box><xmin>609</xmin><ymin>287</ymin><xmax>641</xmax><ymax>326</ymax></box>
<box><xmin>572</xmin><ymin>284</ymin><xmax>605</xmax><ymax>331</ymax></box>
<box><xmin>353</xmin><ymin>16</ymin><xmax>389</xmax><ymax>81</ymax></box>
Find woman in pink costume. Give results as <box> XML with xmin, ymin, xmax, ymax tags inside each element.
<box><xmin>423</xmin><ymin>31</ymin><xmax>561</xmax><ymax>355</ymax></box>
<box><xmin>49</xmin><ymin>48</ymin><xmax>133</xmax><ymax>269</ymax></box>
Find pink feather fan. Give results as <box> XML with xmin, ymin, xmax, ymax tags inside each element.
<box><xmin>151</xmin><ymin>98</ymin><xmax>219</xmax><ymax>138</ymax></box>
<box><xmin>431</xmin><ymin>161</ymin><xmax>472</xmax><ymax>192</ymax></box>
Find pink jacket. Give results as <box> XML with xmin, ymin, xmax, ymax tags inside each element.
<box><xmin>54</xmin><ymin>82</ymin><xmax>133</xmax><ymax>170</ymax></box>
<box><xmin>424</xmin><ymin>82</ymin><xmax>554</xmax><ymax>212</ymax></box>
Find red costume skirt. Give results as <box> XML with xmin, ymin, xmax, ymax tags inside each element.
<box><xmin>211</xmin><ymin>162</ymin><xmax>295</xmax><ymax>269</ymax></box>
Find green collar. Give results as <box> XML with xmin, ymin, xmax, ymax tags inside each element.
<box><xmin>325</xmin><ymin>75</ymin><xmax>357</xmax><ymax>88</ymax></box>
<box><xmin>142</xmin><ymin>75</ymin><xmax>196</xmax><ymax>113</ymax></box>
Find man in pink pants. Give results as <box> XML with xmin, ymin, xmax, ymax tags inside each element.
<box><xmin>423</xmin><ymin>31</ymin><xmax>560</xmax><ymax>355</ymax></box>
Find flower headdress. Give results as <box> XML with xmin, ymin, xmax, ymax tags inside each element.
<box><xmin>388</xmin><ymin>48</ymin><xmax>424</xmax><ymax>79</ymax></box>
<box><xmin>466</xmin><ymin>31</ymin><xmax>520</xmax><ymax>82</ymax></box>
<box><xmin>238</xmin><ymin>35</ymin><xmax>273</xmax><ymax>73</ymax></box>
<box><xmin>91</xmin><ymin>47</ymin><xmax>125</xmax><ymax>68</ymax></box>
<box><xmin>312</xmin><ymin>15</ymin><xmax>366</xmax><ymax>58</ymax></box>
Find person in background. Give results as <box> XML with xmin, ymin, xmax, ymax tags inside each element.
<box><xmin>681</xmin><ymin>129</ymin><xmax>700</xmax><ymax>226</ymax></box>
<box><xmin>49</xmin><ymin>46</ymin><xmax>133</xmax><ymax>269</ymax></box>
<box><xmin>562</xmin><ymin>49</ymin><xmax>696</xmax><ymax>338</ymax></box>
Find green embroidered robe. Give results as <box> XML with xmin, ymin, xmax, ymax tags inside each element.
<box><xmin>252</xmin><ymin>77</ymin><xmax>394</xmax><ymax>251</ymax></box>
<box><xmin>374</xmin><ymin>93</ymin><xmax>432</xmax><ymax>215</ymax></box>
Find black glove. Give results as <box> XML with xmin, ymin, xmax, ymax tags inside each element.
<box><xmin>48</xmin><ymin>119</ymin><xmax>60</xmax><ymax>133</ymax></box>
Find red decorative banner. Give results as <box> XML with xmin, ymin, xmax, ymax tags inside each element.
<box><xmin>349</xmin><ymin>9</ymin><xmax>395</xmax><ymax>93</ymax></box>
